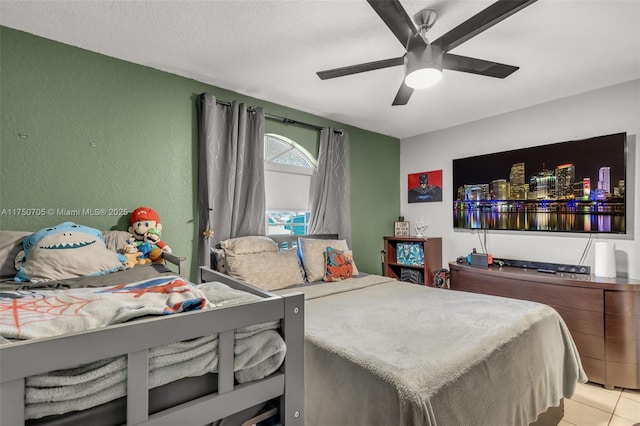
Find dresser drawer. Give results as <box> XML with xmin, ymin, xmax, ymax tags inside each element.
<box><xmin>581</xmin><ymin>356</ymin><xmax>605</xmax><ymax>385</ymax></box>
<box><xmin>451</xmin><ymin>268</ymin><xmax>603</xmax><ymax>311</ymax></box>
<box><xmin>553</xmin><ymin>306</ymin><xmax>603</xmax><ymax>336</ymax></box>
<box><xmin>571</xmin><ymin>331</ymin><xmax>604</xmax><ymax>360</ymax></box>
<box><xmin>606</xmin><ymin>336</ymin><xmax>640</xmax><ymax>364</ymax></box>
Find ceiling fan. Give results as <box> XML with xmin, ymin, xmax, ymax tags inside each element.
<box><xmin>316</xmin><ymin>0</ymin><xmax>537</xmax><ymax>105</ymax></box>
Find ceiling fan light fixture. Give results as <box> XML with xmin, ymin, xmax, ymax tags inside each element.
<box><xmin>405</xmin><ymin>67</ymin><xmax>442</xmax><ymax>89</ymax></box>
<box><xmin>404</xmin><ymin>44</ymin><xmax>443</xmax><ymax>90</ymax></box>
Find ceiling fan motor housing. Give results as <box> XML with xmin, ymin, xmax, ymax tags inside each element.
<box><xmin>406</xmin><ymin>44</ymin><xmax>443</xmax><ymax>73</ymax></box>
<box><xmin>405</xmin><ymin>44</ymin><xmax>443</xmax><ymax>88</ymax></box>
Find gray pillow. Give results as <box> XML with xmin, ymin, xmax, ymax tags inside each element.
<box><xmin>220</xmin><ymin>236</ymin><xmax>278</xmax><ymax>255</ymax></box>
<box><xmin>0</xmin><ymin>230</ymin><xmax>31</xmax><ymax>278</ymax></box>
<box><xmin>103</xmin><ymin>230</ymin><xmax>135</xmax><ymax>253</ymax></box>
<box><xmin>226</xmin><ymin>249</ymin><xmax>304</xmax><ymax>290</ymax></box>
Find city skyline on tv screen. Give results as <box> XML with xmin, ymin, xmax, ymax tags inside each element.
<box><xmin>452</xmin><ymin>132</ymin><xmax>626</xmax><ymax>234</ymax></box>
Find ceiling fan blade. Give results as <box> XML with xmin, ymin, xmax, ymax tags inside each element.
<box><xmin>392</xmin><ymin>81</ymin><xmax>414</xmax><ymax>106</ymax></box>
<box><xmin>367</xmin><ymin>0</ymin><xmax>426</xmax><ymax>49</ymax></box>
<box><xmin>442</xmin><ymin>53</ymin><xmax>518</xmax><ymax>78</ymax></box>
<box><xmin>317</xmin><ymin>56</ymin><xmax>404</xmax><ymax>80</ymax></box>
<box><xmin>433</xmin><ymin>0</ymin><xmax>537</xmax><ymax>52</ymax></box>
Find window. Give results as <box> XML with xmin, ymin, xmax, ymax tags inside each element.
<box><xmin>264</xmin><ymin>134</ymin><xmax>316</xmax><ymax>235</ymax></box>
<box><xmin>267</xmin><ymin>211</ymin><xmax>311</xmax><ymax>235</ymax></box>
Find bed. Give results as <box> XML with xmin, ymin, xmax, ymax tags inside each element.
<box><xmin>210</xmin><ymin>233</ymin><xmax>587</xmax><ymax>426</ymax></box>
<box><xmin>0</xmin><ymin>228</ymin><xmax>305</xmax><ymax>426</ymax></box>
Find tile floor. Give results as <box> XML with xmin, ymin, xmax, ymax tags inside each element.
<box><xmin>561</xmin><ymin>381</ymin><xmax>640</xmax><ymax>426</ymax></box>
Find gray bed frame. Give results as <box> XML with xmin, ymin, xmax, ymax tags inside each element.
<box><xmin>0</xmin><ymin>254</ymin><xmax>305</xmax><ymax>426</ymax></box>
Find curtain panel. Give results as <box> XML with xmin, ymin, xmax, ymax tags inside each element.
<box><xmin>197</xmin><ymin>93</ymin><xmax>266</xmax><ymax>267</ymax></box>
<box><xmin>308</xmin><ymin>127</ymin><xmax>351</xmax><ymax>245</ymax></box>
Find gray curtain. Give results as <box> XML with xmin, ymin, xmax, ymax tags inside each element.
<box><xmin>308</xmin><ymin>127</ymin><xmax>351</xmax><ymax>245</ymax></box>
<box><xmin>197</xmin><ymin>93</ymin><xmax>266</xmax><ymax>267</ymax></box>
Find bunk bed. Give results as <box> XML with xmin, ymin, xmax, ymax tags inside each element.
<box><xmin>210</xmin><ymin>233</ymin><xmax>587</xmax><ymax>426</ymax></box>
<box><xmin>0</xmin><ymin>229</ymin><xmax>304</xmax><ymax>425</ymax></box>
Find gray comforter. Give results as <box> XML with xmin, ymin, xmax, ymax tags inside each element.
<box><xmin>277</xmin><ymin>275</ymin><xmax>586</xmax><ymax>426</ymax></box>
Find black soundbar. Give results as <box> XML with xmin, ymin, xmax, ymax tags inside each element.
<box><xmin>492</xmin><ymin>258</ymin><xmax>591</xmax><ymax>275</ymax></box>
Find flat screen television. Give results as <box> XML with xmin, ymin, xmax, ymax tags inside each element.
<box><xmin>452</xmin><ymin>132</ymin><xmax>627</xmax><ymax>234</ymax></box>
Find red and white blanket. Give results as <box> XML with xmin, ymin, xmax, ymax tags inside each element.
<box><xmin>0</xmin><ymin>276</ymin><xmax>209</xmax><ymax>340</ymax></box>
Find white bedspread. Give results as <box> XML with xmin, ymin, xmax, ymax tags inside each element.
<box><xmin>278</xmin><ymin>275</ymin><xmax>586</xmax><ymax>426</ymax></box>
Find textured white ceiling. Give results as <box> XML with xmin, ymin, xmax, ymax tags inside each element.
<box><xmin>1</xmin><ymin>0</ymin><xmax>639</xmax><ymax>139</ymax></box>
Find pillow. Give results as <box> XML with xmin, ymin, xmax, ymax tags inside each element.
<box><xmin>0</xmin><ymin>230</ymin><xmax>31</xmax><ymax>278</ymax></box>
<box><xmin>324</xmin><ymin>246</ymin><xmax>354</xmax><ymax>282</ymax></box>
<box><xmin>103</xmin><ymin>230</ymin><xmax>134</xmax><ymax>253</ymax></box>
<box><xmin>220</xmin><ymin>236</ymin><xmax>278</xmax><ymax>255</ymax></box>
<box><xmin>211</xmin><ymin>248</ymin><xmax>229</xmax><ymax>274</ymax></box>
<box><xmin>15</xmin><ymin>222</ymin><xmax>124</xmax><ymax>282</ymax></box>
<box><xmin>298</xmin><ymin>238</ymin><xmax>359</xmax><ymax>282</ymax></box>
<box><xmin>225</xmin><ymin>249</ymin><xmax>304</xmax><ymax>291</ymax></box>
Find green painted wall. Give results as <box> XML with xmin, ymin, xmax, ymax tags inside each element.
<box><xmin>0</xmin><ymin>26</ymin><xmax>400</xmax><ymax>278</ymax></box>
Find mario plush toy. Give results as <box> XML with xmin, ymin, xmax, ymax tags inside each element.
<box><xmin>128</xmin><ymin>207</ymin><xmax>172</xmax><ymax>254</ymax></box>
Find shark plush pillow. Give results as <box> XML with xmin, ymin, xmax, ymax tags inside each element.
<box><xmin>15</xmin><ymin>222</ymin><xmax>124</xmax><ymax>282</ymax></box>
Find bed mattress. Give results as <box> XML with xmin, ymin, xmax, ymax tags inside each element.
<box><xmin>277</xmin><ymin>274</ymin><xmax>586</xmax><ymax>426</ymax></box>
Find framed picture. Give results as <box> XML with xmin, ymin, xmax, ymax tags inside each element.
<box><xmin>394</xmin><ymin>221</ymin><xmax>410</xmax><ymax>236</ymax></box>
<box><xmin>408</xmin><ymin>169</ymin><xmax>443</xmax><ymax>203</ymax></box>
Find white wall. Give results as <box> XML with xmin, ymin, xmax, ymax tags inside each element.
<box><xmin>401</xmin><ymin>80</ymin><xmax>640</xmax><ymax>279</ymax></box>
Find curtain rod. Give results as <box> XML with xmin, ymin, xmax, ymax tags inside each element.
<box><xmin>264</xmin><ymin>112</ymin><xmax>323</xmax><ymax>132</ymax></box>
<box><xmin>265</xmin><ymin>113</ymin><xmax>344</xmax><ymax>135</ymax></box>
<box><xmin>214</xmin><ymin>98</ymin><xmax>341</xmax><ymax>134</ymax></box>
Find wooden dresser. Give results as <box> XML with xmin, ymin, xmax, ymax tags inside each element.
<box><xmin>449</xmin><ymin>261</ymin><xmax>640</xmax><ymax>390</ymax></box>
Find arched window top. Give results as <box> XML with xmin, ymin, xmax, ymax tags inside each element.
<box><xmin>265</xmin><ymin>133</ymin><xmax>316</xmax><ymax>169</ymax></box>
